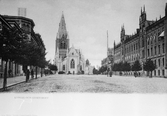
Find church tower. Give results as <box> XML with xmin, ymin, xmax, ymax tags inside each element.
<box><xmin>139</xmin><ymin>5</ymin><xmax>147</xmax><ymax>29</ymax></box>
<box><xmin>55</xmin><ymin>12</ymin><xmax>69</xmax><ymax>61</ymax></box>
<box><xmin>120</xmin><ymin>25</ymin><xmax>125</xmax><ymax>42</ymax></box>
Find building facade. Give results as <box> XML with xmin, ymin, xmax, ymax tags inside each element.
<box><xmin>0</xmin><ymin>14</ymin><xmax>43</xmax><ymax>78</ymax></box>
<box><xmin>113</xmin><ymin>3</ymin><xmax>167</xmax><ymax>77</ymax></box>
<box><xmin>54</xmin><ymin>13</ymin><xmax>85</xmax><ymax>74</ymax></box>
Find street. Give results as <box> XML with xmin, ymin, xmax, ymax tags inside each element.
<box><xmin>5</xmin><ymin>74</ymin><xmax>167</xmax><ymax>93</ymax></box>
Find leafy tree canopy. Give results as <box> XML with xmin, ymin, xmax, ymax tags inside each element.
<box><xmin>132</xmin><ymin>60</ymin><xmax>142</xmax><ymax>71</ymax></box>
<box><xmin>48</xmin><ymin>64</ymin><xmax>58</xmax><ymax>71</ymax></box>
<box><xmin>143</xmin><ymin>59</ymin><xmax>156</xmax><ymax>72</ymax></box>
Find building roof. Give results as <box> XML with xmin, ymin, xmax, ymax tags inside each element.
<box><xmin>124</xmin><ymin>33</ymin><xmax>139</xmax><ymax>44</ymax></box>
<box><xmin>114</xmin><ymin>42</ymin><xmax>121</xmax><ymax>49</ymax></box>
<box><xmin>146</xmin><ymin>16</ymin><xmax>166</xmax><ymax>31</ymax></box>
<box><xmin>3</xmin><ymin>15</ymin><xmax>35</xmax><ymax>27</ymax></box>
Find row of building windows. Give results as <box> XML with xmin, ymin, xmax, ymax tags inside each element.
<box><xmin>147</xmin><ymin>28</ymin><xmax>164</xmax><ymax>45</ymax></box>
<box><xmin>154</xmin><ymin>57</ymin><xmax>165</xmax><ymax>67</ymax></box>
<box><xmin>124</xmin><ymin>41</ymin><xmax>139</xmax><ymax>54</ymax></box>
<box><xmin>125</xmin><ymin>54</ymin><xmax>140</xmax><ymax>62</ymax></box>
<box><xmin>147</xmin><ymin>43</ymin><xmax>165</xmax><ymax>57</ymax></box>
<box><xmin>154</xmin><ymin>69</ymin><xmax>165</xmax><ymax>76</ymax></box>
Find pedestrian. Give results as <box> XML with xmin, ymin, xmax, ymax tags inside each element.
<box><xmin>107</xmin><ymin>68</ymin><xmax>109</xmax><ymax>77</ymax></box>
<box><xmin>31</xmin><ymin>69</ymin><xmax>34</xmax><ymax>79</ymax></box>
<box><xmin>109</xmin><ymin>71</ymin><xmax>112</xmax><ymax>77</ymax></box>
<box><xmin>8</xmin><ymin>69</ymin><xmax>12</xmax><ymax>77</ymax></box>
<box><xmin>26</xmin><ymin>69</ymin><xmax>30</xmax><ymax>82</ymax></box>
<box><xmin>134</xmin><ymin>71</ymin><xmax>137</xmax><ymax>78</ymax></box>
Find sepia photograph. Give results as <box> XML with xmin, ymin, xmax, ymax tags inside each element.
<box><xmin>0</xmin><ymin>0</ymin><xmax>167</xmax><ymax>116</ymax></box>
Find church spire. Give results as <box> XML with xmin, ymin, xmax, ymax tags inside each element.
<box><xmin>143</xmin><ymin>5</ymin><xmax>145</xmax><ymax>12</ymax></box>
<box><xmin>58</xmin><ymin>12</ymin><xmax>68</xmax><ymax>39</ymax></box>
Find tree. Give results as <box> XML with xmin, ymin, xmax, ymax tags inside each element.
<box><xmin>117</xmin><ymin>62</ymin><xmax>123</xmax><ymax>71</ymax></box>
<box><xmin>48</xmin><ymin>64</ymin><xmax>58</xmax><ymax>72</ymax></box>
<box><xmin>99</xmin><ymin>66</ymin><xmax>107</xmax><ymax>74</ymax></box>
<box><xmin>0</xmin><ymin>26</ymin><xmax>26</xmax><ymax>90</ymax></box>
<box><xmin>1</xmin><ymin>25</ymin><xmax>47</xmax><ymax>90</ymax></box>
<box><xmin>93</xmin><ymin>68</ymin><xmax>99</xmax><ymax>75</ymax></box>
<box><xmin>112</xmin><ymin>63</ymin><xmax>118</xmax><ymax>71</ymax></box>
<box><xmin>132</xmin><ymin>60</ymin><xmax>142</xmax><ymax>71</ymax></box>
<box><xmin>143</xmin><ymin>59</ymin><xmax>156</xmax><ymax>77</ymax></box>
<box><xmin>123</xmin><ymin>61</ymin><xmax>131</xmax><ymax>72</ymax></box>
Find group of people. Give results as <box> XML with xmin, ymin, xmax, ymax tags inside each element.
<box><xmin>134</xmin><ymin>71</ymin><xmax>141</xmax><ymax>77</ymax></box>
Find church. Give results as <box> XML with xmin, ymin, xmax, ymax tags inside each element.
<box><xmin>54</xmin><ymin>13</ymin><xmax>85</xmax><ymax>74</ymax></box>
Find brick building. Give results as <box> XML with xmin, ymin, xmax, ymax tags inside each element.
<box><xmin>113</xmin><ymin>3</ymin><xmax>167</xmax><ymax>77</ymax></box>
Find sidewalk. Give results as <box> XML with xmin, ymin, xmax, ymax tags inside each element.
<box><xmin>0</xmin><ymin>74</ymin><xmax>41</xmax><ymax>90</ymax></box>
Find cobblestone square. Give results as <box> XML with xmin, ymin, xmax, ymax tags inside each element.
<box><xmin>5</xmin><ymin>74</ymin><xmax>167</xmax><ymax>93</ymax></box>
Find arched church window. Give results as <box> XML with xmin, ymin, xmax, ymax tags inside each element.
<box><xmin>60</xmin><ymin>42</ymin><xmax>63</xmax><ymax>49</ymax></box>
<box><xmin>63</xmin><ymin>65</ymin><xmax>65</xmax><ymax>70</ymax></box>
<box><xmin>71</xmin><ymin>59</ymin><xmax>75</xmax><ymax>69</ymax></box>
<box><xmin>62</xmin><ymin>34</ymin><xmax>64</xmax><ymax>39</ymax></box>
<box><xmin>63</xmin><ymin>43</ymin><xmax>66</xmax><ymax>49</ymax></box>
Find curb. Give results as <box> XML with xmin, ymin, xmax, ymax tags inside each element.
<box><xmin>0</xmin><ymin>75</ymin><xmax>42</xmax><ymax>92</ymax></box>
<box><xmin>0</xmin><ymin>81</ymin><xmax>26</xmax><ymax>92</ymax></box>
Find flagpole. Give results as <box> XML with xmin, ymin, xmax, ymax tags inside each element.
<box><xmin>107</xmin><ymin>30</ymin><xmax>109</xmax><ymax>76</ymax></box>
<box><xmin>107</xmin><ymin>30</ymin><xmax>108</xmax><ymax>57</ymax></box>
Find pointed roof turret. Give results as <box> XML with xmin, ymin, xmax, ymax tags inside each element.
<box><xmin>114</xmin><ymin>40</ymin><xmax>116</xmax><ymax>47</ymax></box>
<box><xmin>57</xmin><ymin>12</ymin><xmax>68</xmax><ymax>39</ymax></box>
<box><xmin>143</xmin><ymin>5</ymin><xmax>145</xmax><ymax>12</ymax></box>
<box><xmin>121</xmin><ymin>24</ymin><xmax>125</xmax><ymax>33</ymax></box>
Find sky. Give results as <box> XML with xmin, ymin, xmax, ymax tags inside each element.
<box><xmin>0</xmin><ymin>0</ymin><xmax>166</xmax><ymax>67</ymax></box>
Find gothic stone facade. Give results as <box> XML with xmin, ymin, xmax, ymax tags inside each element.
<box><xmin>54</xmin><ymin>13</ymin><xmax>85</xmax><ymax>74</ymax></box>
<box><xmin>113</xmin><ymin>4</ymin><xmax>167</xmax><ymax>77</ymax></box>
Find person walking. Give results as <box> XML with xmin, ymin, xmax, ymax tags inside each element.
<box><xmin>26</xmin><ymin>69</ymin><xmax>30</xmax><ymax>82</ymax></box>
<box><xmin>8</xmin><ymin>69</ymin><xmax>12</xmax><ymax>77</ymax></box>
<box><xmin>109</xmin><ymin>70</ymin><xmax>112</xmax><ymax>77</ymax></box>
<box><xmin>31</xmin><ymin>69</ymin><xmax>34</xmax><ymax>79</ymax></box>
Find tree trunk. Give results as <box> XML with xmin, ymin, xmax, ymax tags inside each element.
<box><xmin>3</xmin><ymin>60</ymin><xmax>8</xmax><ymax>91</ymax></box>
<box><xmin>25</xmin><ymin>65</ymin><xmax>29</xmax><ymax>82</ymax></box>
<box><xmin>35</xmin><ymin>66</ymin><xmax>37</xmax><ymax>79</ymax></box>
<box><xmin>150</xmin><ymin>71</ymin><xmax>152</xmax><ymax>78</ymax></box>
<box><xmin>41</xmin><ymin>68</ymin><xmax>43</xmax><ymax>77</ymax></box>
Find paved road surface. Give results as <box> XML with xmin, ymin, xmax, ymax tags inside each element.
<box><xmin>5</xmin><ymin>74</ymin><xmax>167</xmax><ymax>93</ymax></box>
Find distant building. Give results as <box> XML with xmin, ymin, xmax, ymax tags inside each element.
<box><xmin>18</xmin><ymin>8</ymin><xmax>26</xmax><ymax>17</ymax></box>
<box><xmin>113</xmin><ymin>3</ymin><xmax>167</xmax><ymax>77</ymax></box>
<box><xmin>85</xmin><ymin>66</ymin><xmax>94</xmax><ymax>75</ymax></box>
<box><xmin>101</xmin><ymin>48</ymin><xmax>114</xmax><ymax>67</ymax></box>
<box><xmin>54</xmin><ymin>13</ymin><xmax>85</xmax><ymax>74</ymax></box>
